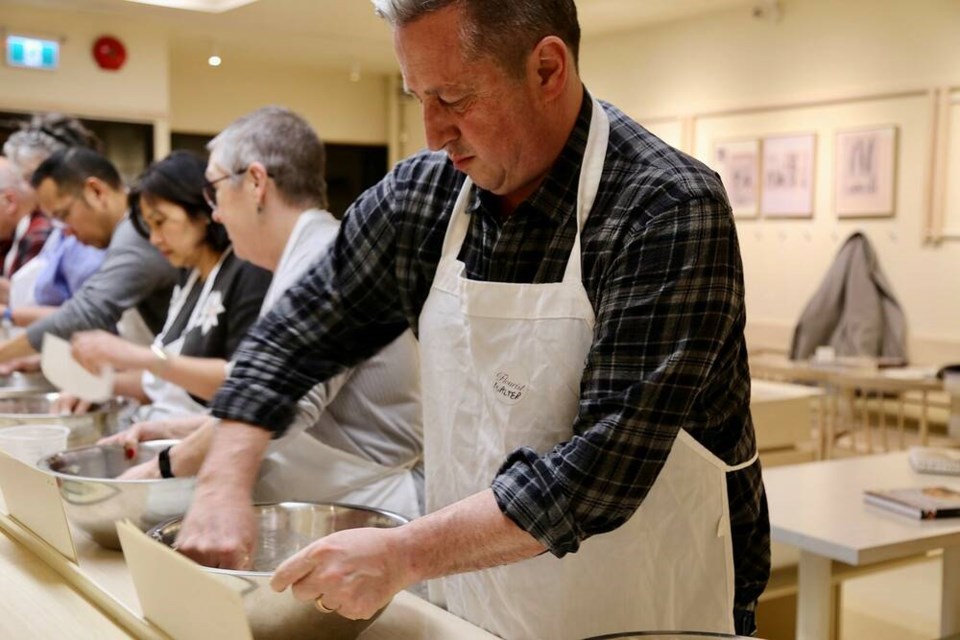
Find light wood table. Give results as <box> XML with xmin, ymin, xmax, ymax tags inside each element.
<box><xmin>0</xmin><ymin>498</ymin><xmax>497</xmax><ymax>640</ymax></box>
<box><xmin>751</xmin><ymin>354</ymin><xmax>944</xmax><ymax>457</ymax></box>
<box><xmin>764</xmin><ymin>452</ymin><xmax>960</xmax><ymax>640</ymax></box>
<box><xmin>0</xmin><ymin>532</ymin><xmax>133</xmax><ymax>639</ymax></box>
<box><xmin>751</xmin><ymin>380</ymin><xmax>822</xmax><ymax>466</ymax></box>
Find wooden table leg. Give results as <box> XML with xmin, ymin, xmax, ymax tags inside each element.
<box><xmin>942</xmin><ymin>545</ymin><xmax>960</xmax><ymax>637</ymax></box>
<box><xmin>797</xmin><ymin>551</ymin><xmax>837</xmax><ymax>640</ymax></box>
<box><xmin>921</xmin><ymin>390</ymin><xmax>930</xmax><ymax>446</ymax></box>
<box><xmin>817</xmin><ymin>395</ymin><xmax>827</xmax><ymax>460</ymax></box>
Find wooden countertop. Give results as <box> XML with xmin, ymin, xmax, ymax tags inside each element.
<box><xmin>0</xmin><ymin>496</ymin><xmax>497</xmax><ymax>640</ymax></box>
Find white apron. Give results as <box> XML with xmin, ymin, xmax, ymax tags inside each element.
<box><xmin>2</xmin><ymin>214</ymin><xmax>32</xmax><ymax>278</ymax></box>
<box><xmin>6</xmin><ymin>216</ymin><xmax>43</xmax><ymax>324</ymax></box>
<box><xmin>8</xmin><ymin>256</ymin><xmax>44</xmax><ymax>308</ymax></box>
<box><xmin>250</xmin><ymin>213</ymin><xmax>422</xmax><ymax>519</ymax></box>
<box><xmin>418</xmin><ymin>99</ymin><xmax>757</xmax><ymax>639</ymax></box>
<box><xmin>140</xmin><ymin>249</ymin><xmax>231</xmax><ymax>421</ymax></box>
<box><xmin>117</xmin><ymin>308</ymin><xmax>155</xmax><ymax>346</ymax></box>
<box><xmin>254</xmin><ymin>431</ymin><xmax>421</xmax><ymax>519</ymax></box>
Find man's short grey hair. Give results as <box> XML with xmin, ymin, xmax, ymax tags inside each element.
<box><xmin>207</xmin><ymin>106</ymin><xmax>328</xmax><ymax>210</ymax></box>
<box><xmin>2</xmin><ymin>113</ymin><xmax>100</xmax><ymax>180</ymax></box>
<box><xmin>371</xmin><ymin>0</ymin><xmax>580</xmax><ymax>77</ymax></box>
<box><xmin>0</xmin><ymin>158</ymin><xmax>28</xmax><ymax>194</ymax></box>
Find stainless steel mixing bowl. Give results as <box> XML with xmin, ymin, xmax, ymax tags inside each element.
<box><xmin>148</xmin><ymin>502</ymin><xmax>410</xmax><ymax>640</ymax></box>
<box><xmin>0</xmin><ymin>392</ymin><xmax>137</xmax><ymax>447</ymax></box>
<box><xmin>38</xmin><ymin>439</ymin><xmax>194</xmax><ymax>549</ymax></box>
<box><xmin>0</xmin><ymin>372</ymin><xmax>55</xmax><ymax>399</ymax></box>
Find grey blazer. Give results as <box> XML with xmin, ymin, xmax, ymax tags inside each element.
<box><xmin>790</xmin><ymin>232</ymin><xmax>907</xmax><ymax>362</ymax></box>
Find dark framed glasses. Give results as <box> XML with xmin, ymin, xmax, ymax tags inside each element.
<box><xmin>202</xmin><ymin>168</ymin><xmax>247</xmax><ymax>209</ymax></box>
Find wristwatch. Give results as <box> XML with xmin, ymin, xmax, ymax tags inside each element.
<box><xmin>158</xmin><ymin>445</ymin><xmax>175</xmax><ymax>478</ymax></box>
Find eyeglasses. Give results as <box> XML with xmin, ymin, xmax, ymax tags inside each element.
<box><xmin>202</xmin><ymin>168</ymin><xmax>247</xmax><ymax>209</ymax></box>
<box><xmin>50</xmin><ymin>193</ymin><xmax>80</xmax><ymax>222</ymax></box>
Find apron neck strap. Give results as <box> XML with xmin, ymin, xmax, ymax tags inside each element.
<box><xmin>439</xmin><ymin>98</ymin><xmax>611</xmax><ymax>287</ymax></box>
<box><xmin>3</xmin><ymin>214</ymin><xmax>33</xmax><ymax>277</ymax></box>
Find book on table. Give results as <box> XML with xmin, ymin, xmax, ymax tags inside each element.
<box><xmin>863</xmin><ymin>486</ymin><xmax>960</xmax><ymax>519</ymax></box>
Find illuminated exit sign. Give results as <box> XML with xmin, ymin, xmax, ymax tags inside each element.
<box><xmin>5</xmin><ymin>34</ymin><xmax>60</xmax><ymax>70</ymax></box>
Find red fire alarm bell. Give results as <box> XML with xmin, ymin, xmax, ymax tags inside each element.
<box><xmin>92</xmin><ymin>35</ymin><xmax>127</xmax><ymax>71</ymax></box>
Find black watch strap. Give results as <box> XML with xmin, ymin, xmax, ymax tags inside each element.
<box><xmin>158</xmin><ymin>446</ymin><xmax>175</xmax><ymax>478</ymax></box>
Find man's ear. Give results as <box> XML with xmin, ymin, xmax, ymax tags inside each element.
<box><xmin>529</xmin><ymin>36</ymin><xmax>569</xmax><ymax>101</ymax></box>
<box><xmin>84</xmin><ymin>176</ymin><xmax>108</xmax><ymax>205</ymax></box>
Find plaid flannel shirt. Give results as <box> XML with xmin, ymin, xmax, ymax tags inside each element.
<box><xmin>211</xmin><ymin>92</ymin><xmax>770</xmax><ymax>608</ymax></box>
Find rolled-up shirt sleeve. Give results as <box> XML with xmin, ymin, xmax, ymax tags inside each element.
<box><xmin>490</xmin><ymin>196</ymin><xmax>748</xmax><ymax>556</ymax></box>
<box><xmin>209</xmin><ymin>173</ymin><xmax>413</xmax><ymax>435</ymax></box>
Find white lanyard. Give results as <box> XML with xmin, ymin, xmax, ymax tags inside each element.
<box><xmin>3</xmin><ymin>215</ymin><xmax>32</xmax><ymax>277</ymax></box>
<box><xmin>157</xmin><ymin>247</ymin><xmax>231</xmax><ymax>347</ymax></box>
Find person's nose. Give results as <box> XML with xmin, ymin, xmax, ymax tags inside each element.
<box><xmin>422</xmin><ymin>101</ymin><xmax>458</xmax><ymax>152</ymax></box>
<box><xmin>149</xmin><ymin>226</ymin><xmax>163</xmax><ymax>247</ymax></box>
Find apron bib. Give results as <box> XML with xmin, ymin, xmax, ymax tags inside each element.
<box><xmin>8</xmin><ymin>255</ymin><xmax>44</xmax><ymax>309</ymax></box>
<box><xmin>255</xmin><ymin>432</ymin><xmax>421</xmax><ymax>519</ymax></box>
<box><xmin>2</xmin><ymin>214</ymin><xmax>31</xmax><ymax>278</ymax></box>
<box><xmin>140</xmin><ymin>249</ymin><xmax>231</xmax><ymax>421</ymax></box>
<box><xmin>418</xmin><ymin>99</ymin><xmax>754</xmax><ymax>639</ymax></box>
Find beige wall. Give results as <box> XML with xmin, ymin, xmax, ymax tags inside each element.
<box><xmin>168</xmin><ymin>45</ymin><xmax>391</xmax><ymax>144</ymax></box>
<box><xmin>0</xmin><ymin>4</ymin><xmax>395</xmax><ymax>148</ymax></box>
<box><xmin>580</xmin><ymin>0</ymin><xmax>960</xmax><ymax>362</ymax></box>
<box><xmin>0</xmin><ymin>5</ymin><xmax>168</xmax><ymax>121</ymax></box>
<box><xmin>5</xmin><ymin>0</ymin><xmax>960</xmax><ymax>361</ymax></box>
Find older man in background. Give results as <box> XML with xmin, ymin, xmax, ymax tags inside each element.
<box><xmin>0</xmin><ymin>157</ymin><xmax>52</xmax><ymax>299</ymax></box>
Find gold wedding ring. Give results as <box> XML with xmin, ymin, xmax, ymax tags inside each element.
<box><xmin>315</xmin><ymin>594</ymin><xmax>337</xmax><ymax>614</ymax></box>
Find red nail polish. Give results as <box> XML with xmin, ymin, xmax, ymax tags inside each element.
<box><xmin>124</xmin><ymin>446</ymin><xmax>135</xmax><ymax>460</ymax></box>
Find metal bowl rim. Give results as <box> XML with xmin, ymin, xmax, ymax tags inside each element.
<box><xmin>147</xmin><ymin>500</ymin><xmax>411</xmax><ymax>578</ymax></box>
<box><xmin>0</xmin><ymin>393</ymin><xmax>137</xmax><ymax>416</ymax></box>
<box><xmin>36</xmin><ymin>439</ymin><xmax>189</xmax><ymax>484</ymax></box>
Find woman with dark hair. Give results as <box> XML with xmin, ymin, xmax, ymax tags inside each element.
<box><xmin>69</xmin><ymin>151</ymin><xmax>271</xmax><ymax>421</ymax></box>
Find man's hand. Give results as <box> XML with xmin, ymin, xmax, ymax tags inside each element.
<box><xmin>270</xmin><ymin>526</ymin><xmax>411</xmax><ymax>620</ymax></box>
<box><xmin>171</xmin><ymin>421</ymin><xmax>271</xmax><ymax>570</ymax></box>
<box><xmin>174</xmin><ymin>485</ymin><xmax>258</xmax><ymax>570</ymax></box>
<box><xmin>271</xmin><ymin>490</ymin><xmax>546</xmax><ymax>621</ymax></box>
<box><xmin>71</xmin><ymin>330</ymin><xmax>153</xmax><ymax>374</ymax></box>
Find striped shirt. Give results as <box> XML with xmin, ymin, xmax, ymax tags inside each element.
<box><xmin>210</xmin><ymin>91</ymin><xmax>770</xmax><ymax>608</ymax></box>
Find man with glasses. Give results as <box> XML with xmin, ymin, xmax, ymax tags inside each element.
<box><xmin>0</xmin><ymin>147</ymin><xmax>177</xmax><ymax>365</ymax></box>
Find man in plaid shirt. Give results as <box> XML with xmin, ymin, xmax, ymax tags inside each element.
<box><xmin>175</xmin><ymin>1</ymin><xmax>770</xmax><ymax>636</ymax></box>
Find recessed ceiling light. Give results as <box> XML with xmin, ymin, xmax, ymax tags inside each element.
<box><xmin>121</xmin><ymin>0</ymin><xmax>259</xmax><ymax>13</ymax></box>
<box><xmin>207</xmin><ymin>54</ymin><xmax>222</xmax><ymax>66</ymax></box>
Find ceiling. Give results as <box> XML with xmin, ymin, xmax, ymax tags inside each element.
<box><xmin>1</xmin><ymin>0</ymin><xmax>757</xmax><ymax>74</ymax></box>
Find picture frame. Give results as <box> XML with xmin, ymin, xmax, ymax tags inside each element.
<box><xmin>761</xmin><ymin>133</ymin><xmax>817</xmax><ymax>218</ymax></box>
<box><xmin>713</xmin><ymin>138</ymin><xmax>760</xmax><ymax>219</ymax></box>
<box><xmin>834</xmin><ymin>125</ymin><xmax>898</xmax><ymax>218</ymax></box>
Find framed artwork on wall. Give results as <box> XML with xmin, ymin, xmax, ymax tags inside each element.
<box><xmin>761</xmin><ymin>133</ymin><xmax>817</xmax><ymax>218</ymax></box>
<box><xmin>713</xmin><ymin>138</ymin><xmax>760</xmax><ymax>219</ymax></box>
<box><xmin>834</xmin><ymin>125</ymin><xmax>897</xmax><ymax>218</ymax></box>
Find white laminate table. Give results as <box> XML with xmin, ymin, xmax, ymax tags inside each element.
<box><xmin>764</xmin><ymin>452</ymin><xmax>960</xmax><ymax>640</ymax></box>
